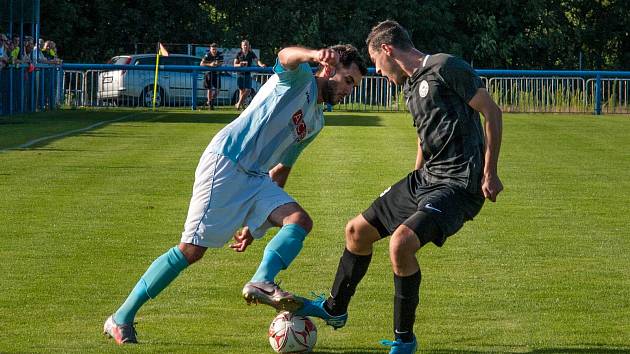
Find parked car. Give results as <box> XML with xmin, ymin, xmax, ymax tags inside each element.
<box><xmin>97</xmin><ymin>54</ymin><xmax>261</xmax><ymax>107</ymax></box>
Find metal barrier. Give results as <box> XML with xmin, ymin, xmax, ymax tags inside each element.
<box><xmin>3</xmin><ymin>65</ymin><xmax>630</xmax><ymax>115</ymax></box>
<box><xmin>0</xmin><ymin>64</ymin><xmax>63</xmax><ymax>115</ymax></box>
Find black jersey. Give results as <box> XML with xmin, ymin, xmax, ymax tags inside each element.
<box><xmin>202</xmin><ymin>51</ymin><xmax>224</xmax><ymax>65</ymax></box>
<box><xmin>403</xmin><ymin>53</ymin><xmax>485</xmax><ymax>193</ymax></box>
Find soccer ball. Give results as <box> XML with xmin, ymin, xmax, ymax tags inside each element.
<box><xmin>268</xmin><ymin>311</ymin><xmax>317</xmax><ymax>353</ymax></box>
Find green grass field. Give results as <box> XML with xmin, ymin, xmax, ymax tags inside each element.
<box><xmin>0</xmin><ymin>109</ymin><xmax>629</xmax><ymax>353</ymax></box>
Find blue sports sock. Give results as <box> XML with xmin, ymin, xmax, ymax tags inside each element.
<box><xmin>114</xmin><ymin>246</ymin><xmax>189</xmax><ymax>325</ymax></box>
<box><xmin>250</xmin><ymin>224</ymin><xmax>308</xmax><ymax>282</ymax></box>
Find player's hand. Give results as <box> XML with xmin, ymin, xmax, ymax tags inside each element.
<box><xmin>482</xmin><ymin>173</ymin><xmax>503</xmax><ymax>202</ymax></box>
<box><xmin>230</xmin><ymin>227</ymin><xmax>253</xmax><ymax>252</ymax></box>
<box><xmin>316</xmin><ymin>48</ymin><xmax>339</xmax><ymax>78</ymax></box>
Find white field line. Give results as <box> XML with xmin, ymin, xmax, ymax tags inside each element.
<box><xmin>0</xmin><ymin>112</ymin><xmax>143</xmax><ymax>153</ymax></box>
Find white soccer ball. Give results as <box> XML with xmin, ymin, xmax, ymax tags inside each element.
<box><xmin>268</xmin><ymin>311</ymin><xmax>317</xmax><ymax>353</ymax></box>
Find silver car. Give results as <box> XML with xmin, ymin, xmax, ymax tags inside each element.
<box><xmin>97</xmin><ymin>54</ymin><xmax>260</xmax><ymax>107</ymax></box>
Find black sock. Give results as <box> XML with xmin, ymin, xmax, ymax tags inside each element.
<box><xmin>393</xmin><ymin>270</ymin><xmax>421</xmax><ymax>343</ymax></box>
<box><xmin>325</xmin><ymin>248</ymin><xmax>372</xmax><ymax>316</ymax></box>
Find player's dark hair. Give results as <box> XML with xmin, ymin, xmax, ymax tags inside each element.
<box><xmin>327</xmin><ymin>44</ymin><xmax>368</xmax><ymax>76</ymax></box>
<box><xmin>366</xmin><ymin>20</ymin><xmax>414</xmax><ymax>52</ymax></box>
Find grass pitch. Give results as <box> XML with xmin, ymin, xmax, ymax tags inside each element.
<box><xmin>0</xmin><ymin>109</ymin><xmax>628</xmax><ymax>353</ymax></box>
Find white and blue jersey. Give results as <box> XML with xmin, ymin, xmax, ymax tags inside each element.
<box><xmin>207</xmin><ymin>59</ymin><xmax>324</xmax><ymax>175</ymax></box>
<box><xmin>181</xmin><ymin>58</ymin><xmax>324</xmax><ymax>247</ymax></box>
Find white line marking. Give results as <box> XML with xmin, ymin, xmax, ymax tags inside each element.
<box><xmin>0</xmin><ymin>112</ymin><xmax>141</xmax><ymax>153</ymax></box>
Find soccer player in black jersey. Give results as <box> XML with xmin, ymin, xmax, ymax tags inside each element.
<box><xmin>296</xmin><ymin>20</ymin><xmax>503</xmax><ymax>354</ymax></box>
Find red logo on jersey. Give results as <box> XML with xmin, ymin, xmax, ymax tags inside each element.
<box><xmin>291</xmin><ymin>110</ymin><xmax>307</xmax><ymax>141</ymax></box>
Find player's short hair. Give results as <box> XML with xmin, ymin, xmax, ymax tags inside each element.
<box><xmin>325</xmin><ymin>44</ymin><xmax>368</xmax><ymax>76</ymax></box>
<box><xmin>366</xmin><ymin>20</ymin><xmax>414</xmax><ymax>52</ymax></box>
<box><xmin>209</xmin><ymin>42</ymin><xmax>218</xmax><ymax>48</ymax></box>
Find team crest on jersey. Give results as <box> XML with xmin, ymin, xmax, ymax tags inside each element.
<box><xmin>419</xmin><ymin>80</ymin><xmax>429</xmax><ymax>98</ymax></box>
<box><xmin>291</xmin><ymin>110</ymin><xmax>307</xmax><ymax>141</ymax></box>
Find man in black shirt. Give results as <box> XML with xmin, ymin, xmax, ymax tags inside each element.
<box><xmin>296</xmin><ymin>20</ymin><xmax>503</xmax><ymax>354</ymax></box>
<box><xmin>233</xmin><ymin>39</ymin><xmax>266</xmax><ymax>109</ymax></box>
<box><xmin>200</xmin><ymin>43</ymin><xmax>224</xmax><ymax>109</ymax></box>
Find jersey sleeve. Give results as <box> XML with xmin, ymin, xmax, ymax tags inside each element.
<box><xmin>439</xmin><ymin>56</ymin><xmax>484</xmax><ymax>103</ymax></box>
<box><xmin>273</xmin><ymin>58</ymin><xmax>313</xmax><ymax>88</ymax></box>
<box><xmin>280</xmin><ymin>132</ymin><xmax>319</xmax><ymax>167</ymax></box>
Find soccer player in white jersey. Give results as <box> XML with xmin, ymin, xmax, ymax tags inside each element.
<box><xmin>103</xmin><ymin>45</ymin><xmax>367</xmax><ymax>344</ymax></box>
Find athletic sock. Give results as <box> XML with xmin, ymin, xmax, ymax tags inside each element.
<box><xmin>393</xmin><ymin>270</ymin><xmax>421</xmax><ymax>343</ymax></box>
<box><xmin>113</xmin><ymin>246</ymin><xmax>189</xmax><ymax>325</ymax></box>
<box><xmin>325</xmin><ymin>248</ymin><xmax>372</xmax><ymax>316</ymax></box>
<box><xmin>250</xmin><ymin>224</ymin><xmax>308</xmax><ymax>283</ymax></box>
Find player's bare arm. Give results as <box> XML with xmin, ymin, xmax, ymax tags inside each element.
<box><xmin>269</xmin><ymin>163</ymin><xmax>291</xmax><ymax>188</ymax></box>
<box><xmin>415</xmin><ymin>137</ymin><xmax>424</xmax><ymax>170</ymax></box>
<box><xmin>468</xmin><ymin>88</ymin><xmax>503</xmax><ymax>202</ymax></box>
<box><xmin>278</xmin><ymin>47</ymin><xmax>339</xmax><ymax>72</ymax></box>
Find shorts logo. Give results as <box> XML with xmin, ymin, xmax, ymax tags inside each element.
<box><xmin>419</xmin><ymin>80</ymin><xmax>429</xmax><ymax>98</ymax></box>
<box><xmin>380</xmin><ymin>186</ymin><xmax>391</xmax><ymax>197</ymax></box>
<box><xmin>291</xmin><ymin>110</ymin><xmax>307</xmax><ymax>141</ymax></box>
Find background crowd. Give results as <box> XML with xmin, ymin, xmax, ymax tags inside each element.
<box><xmin>0</xmin><ymin>33</ymin><xmax>62</xmax><ymax>70</ymax></box>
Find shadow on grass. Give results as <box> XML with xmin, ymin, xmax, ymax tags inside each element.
<box><xmin>146</xmin><ymin>112</ymin><xmax>383</xmax><ymax>127</ymax></box>
<box><xmin>1</xmin><ymin>109</ymin><xmax>384</xmax><ymax>152</ymax></box>
<box><xmin>324</xmin><ymin>114</ymin><xmax>382</xmax><ymax>127</ymax></box>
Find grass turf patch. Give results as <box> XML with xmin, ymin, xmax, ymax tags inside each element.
<box><xmin>0</xmin><ymin>109</ymin><xmax>628</xmax><ymax>353</ymax></box>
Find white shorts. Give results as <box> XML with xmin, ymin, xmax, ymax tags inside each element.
<box><xmin>180</xmin><ymin>152</ymin><xmax>295</xmax><ymax>248</ymax></box>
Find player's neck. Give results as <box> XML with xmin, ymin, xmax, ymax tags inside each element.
<box><xmin>397</xmin><ymin>49</ymin><xmax>426</xmax><ymax>78</ymax></box>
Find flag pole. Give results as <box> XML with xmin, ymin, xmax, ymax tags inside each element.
<box><xmin>152</xmin><ymin>43</ymin><xmax>161</xmax><ymax>111</ymax></box>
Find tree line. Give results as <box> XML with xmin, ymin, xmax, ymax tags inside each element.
<box><xmin>36</xmin><ymin>0</ymin><xmax>629</xmax><ymax>70</ymax></box>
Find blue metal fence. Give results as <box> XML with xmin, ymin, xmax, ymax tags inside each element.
<box><xmin>2</xmin><ymin>64</ymin><xmax>630</xmax><ymax>116</ymax></box>
<box><xmin>0</xmin><ymin>64</ymin><xmax>62</xmax><ymax>115</ymax></box>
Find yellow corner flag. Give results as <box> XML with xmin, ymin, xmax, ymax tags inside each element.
<box><xmin>152</xmin><ymin>43</ymin><xmax>169</xmax><ymax>110</ymax></box>
<box><xmin>159</xmin><ymin>43</ymin><xmax>169</xmax><ymax>57</ymax></box>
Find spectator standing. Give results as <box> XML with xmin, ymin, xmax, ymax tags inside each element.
<box><xmin>20</xmin><ymin>36</ymin><xmax>34</xmax><ymax>64</ymax></box>
<box><xmin>39</xmin><ymin>40</ymin><xmax>62</xmax><ymax>65</ymax></box>
<box><xmin>200</xmin><ymin>42</ymin><xmax>223</xmax><ymax>109</ymax></box>
<box><xmin>0</xmin><ymin>34</ymin><xmax>9</xmax><ymax>69</ymax></box>
<box><xmin>233</xmin><ymin>39</ymin><xmax>265</xmax><ymax>110</ymax></box>
<box><xmin>9</xmin><ymin>35</ymin><xmax>20</xmax><ymax>64</ymax></box>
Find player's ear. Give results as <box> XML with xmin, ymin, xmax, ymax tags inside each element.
<box><xmin>381</xmin><ymin>44</ymin><xmax>393</xmax><ymax>57</ymax></box>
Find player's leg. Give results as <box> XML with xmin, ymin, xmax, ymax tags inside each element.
<box><xmin>294</xmin><ymin>214</ymin><xmax>380</xmax><ymax>328</ymax></box>
<box><xmin>243</xmin><ymin>202</ymin><xmax>312</xmax><ymax>311</ymax></box>
<box><xmin>250</xmin><ymin>202</ymin><xmax>312</xmax><ymax>282</ymax></box>
<box><xmin>105</xmin><ymin>152</ymin><xmax>246</xmax><ymax>344</ymax></box>
<box><xmin>325</xmin><ymin>215</ymin><xmax>380</xmax><ymax>314</ymax></box>
<box><xmin>382</xmin><ymin>214</ymin><xmax>438</xmax><ymax>353</ymax></box>
<box><xmin>297</xmin><ymin>174</ymin><xmax>417</xmax><ymax>328</ymax></box>
<box><xmin>106</xmin><ymin>243</ymin><xmax>203</xmax><ymax>343</ymax></box>
<box><xmin>383</xmin><ymin>184</ymin><xmax>483</xmax><ymax>353</ymax></box>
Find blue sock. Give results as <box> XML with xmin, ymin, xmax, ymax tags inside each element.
<box><xmin>250</xmin><ymin>224</ymin><xmax>308</xmax><ymax>282</ymax></box>
<box><xmin>114</xmin><ymin>246</ymin><xmax>189</xmax><ymax>324</ymax></box>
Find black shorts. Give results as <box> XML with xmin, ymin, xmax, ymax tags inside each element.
<box><xmin>204</xmin><ymin>72</ymin><xmax>220</xmax><ymax>89</ymax></box>
<box><xmin>237</xmin><ymin>74</ymin><xmax>252</xmax><ymax>89</ymax></box>
<box><xmin>362</xmin><ymin>170</ymin><xmax>484</xmax><ymax>247</ymax></box>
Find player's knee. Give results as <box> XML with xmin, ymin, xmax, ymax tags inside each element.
<box><xmin>285</xmin><ymin>211</ymin><xmax>313</xmax><ymax>234</ymax></box>
<box><xmin>344</xmin><ymin>218</ymin><xmax>373</xmax><ymax>247</ymax></box>
<box><xmin>389</xmin><ymin>229</ymin><xmax>419</xmax><ymax>263</ymax></box>
<box><xmin>178</xmin><ymin>243</ymin><xmax>206</xmax><ymax>264</ymax></box>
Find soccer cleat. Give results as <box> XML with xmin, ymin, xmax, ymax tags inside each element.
<box><xmin>380</xmin><ymin>335</ymin><xmax>417</xmax><ymax>354</ymax></box>
<box><xmin>293</xmin><ymin>294</ymin><xmax>348</xmax><ymax>329</ymax></box>
<box><xmin>242</xmin><ymin>281</ymin><xmax>302</xmax><ymax>312</ymax></box>
<box><xmin>103</xmin><ymin>315</ymin><xmax>138</xmax><ymax>344</ymax></box>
